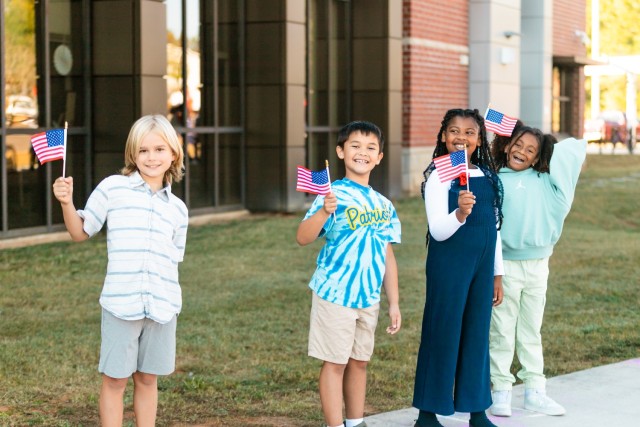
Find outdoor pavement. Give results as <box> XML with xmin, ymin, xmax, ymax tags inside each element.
<box><xmin>364</xmin><ymin>358</ymin><xmax>640</xmax><ymax>426</ymax></box>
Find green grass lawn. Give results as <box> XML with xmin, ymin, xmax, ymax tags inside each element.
<box><xmin>1</xmin><ymin>154</ymin><xmax>639</xmax><ymax>426</ymax></box>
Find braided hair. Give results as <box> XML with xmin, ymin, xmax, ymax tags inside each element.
<box><xmin>420</xmin><ymin>108</ymin><xmax>503</xmax><ymax>242</ymax></box>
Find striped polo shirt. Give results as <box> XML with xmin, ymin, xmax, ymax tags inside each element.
<box><xmin>78</xmin><ymin>172</ymin><xmax>188</xmax><ymax>324</ymax></box>
<box><xmin>304</xmin><ymin>178</ymin><xmax>401</xmax><ymax>309</ymax></box>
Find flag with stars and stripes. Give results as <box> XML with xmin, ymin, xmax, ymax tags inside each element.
<box><xmin>30</xmin><ymin>129</ymin><xmax>66</xmax><ymax>165</ymax></box>
<box><xmin>433</xmin><ymin>150</ymin><xmax>468</xmax><ymax>183</ymax></box>
<box><xmin>296</xmin><ymin>166</ymin><xmax>331</xmax><ymax>195</ymax></box>
<box><xmin>484</xmin><ymin>108</ymin><xmax>518</xmax><ymax>136</ymax></box>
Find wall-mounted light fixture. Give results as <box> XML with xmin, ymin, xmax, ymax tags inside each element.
<box><xmin>574</xmin><ymin>30</ymin><xmax>590</xmax><ymax>46</ymax></box>
<box><xmin>503</xmin><ymin>31</ymin><xmax>521</xmax><ymax>39</ymax></box>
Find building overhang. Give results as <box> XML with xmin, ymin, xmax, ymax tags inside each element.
<box><xmin>553</xmin><ymin>55</ymin><xmax>606</xmax><ymax>67</ymax></box>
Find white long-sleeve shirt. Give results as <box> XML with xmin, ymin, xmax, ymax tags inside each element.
<box><xmin>424</xmin><ymin>167</ymin><xmax>504</xmax><ymax>276</ymax></box>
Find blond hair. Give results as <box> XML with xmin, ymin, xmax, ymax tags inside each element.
<box><xmin>121</xmin><ymin>114</ymin><xmax>185</xmax><ymax>184</ymax></box>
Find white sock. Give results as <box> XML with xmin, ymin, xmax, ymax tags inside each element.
<box><xmin>345</xmin><ymin>418</ymin><xmax>363</xmax><ymax>427</ymax></box>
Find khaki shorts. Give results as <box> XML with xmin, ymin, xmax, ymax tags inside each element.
<box><xmin>308</xmin><ymin>292</ymin><xmax>380</xmax><ymax>364</ymax></box>
<box><xmin>99</xmin><ymin>309</ymin><xmax>177</xmax><ymax>379</ymax></box>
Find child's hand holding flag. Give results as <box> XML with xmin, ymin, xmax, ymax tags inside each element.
<box><xmin>30</xmin><ymin>122</ymin><xmax>69</xmax><ymax>176</ymax></box>
<box><xmin>296</xmin><ymin>162</ymin><xmax>335</xmax><ymax>218</ymax></box>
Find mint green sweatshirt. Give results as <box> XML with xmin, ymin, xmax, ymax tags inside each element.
<box><xmin>499</xmin><ymin>137</ymin><xmax>587</xmax><ymax>260</ymax></box>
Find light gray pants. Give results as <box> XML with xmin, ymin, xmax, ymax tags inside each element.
<box><xmin>489</xmin><ymin>258</ymin><xmax>549</xmax><ymax>391</ymax></box>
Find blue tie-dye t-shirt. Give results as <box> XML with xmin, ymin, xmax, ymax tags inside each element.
<box><xmin>303</xmin><ymin>178</ymin><xmax>401</xmax><ymax>308</ymax></box>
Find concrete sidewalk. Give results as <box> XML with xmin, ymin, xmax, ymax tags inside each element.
<box><xmin>365</xmin><ymin>358</ymin><xmax>640</xmax><ymax>426</ymax></box>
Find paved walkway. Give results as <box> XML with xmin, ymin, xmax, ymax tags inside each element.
<box><xmin>365</xmin><ymin>358</ymin><xmax>640</xmax><ymax>426</ymax></box>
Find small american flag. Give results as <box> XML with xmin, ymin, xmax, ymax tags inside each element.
<box><xmin>296</xmin><ymin>166</ymin><xmax>331</xmax><ymax>195</ymax></box>
<box><xmin>433</xmin><ymin>150</ymin><xmax>467</xmax><ymax>183</ymax></box>
<box><xmin>485</xmin><ymin>108</ymin><xmax>518</xmax><ymax>136</ymax></box>
<box><xmin>30</xmin><ymin>129</ymin><xmax>66</xmax><ymax>165</ymax></box>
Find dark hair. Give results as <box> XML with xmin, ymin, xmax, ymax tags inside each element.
<box><xmin>420</xmin><ymin>108</ymin><xmax>503</xmax><ymax>239</ymax></box>
<box><xmin>337</xmin><ymin>121</ymin><xmax>385</xmax><ymax>152</ymax></box>
<box><xmin>491</xmin><ymin>122</ymin><xmax>555</xmax><ymax>174</ymax></box>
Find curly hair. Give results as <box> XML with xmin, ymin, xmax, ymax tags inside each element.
<box><xmin>491</xmin><ymin>121</ymin><xmax>555</xmax><ymax>174</ymax></box>
<box><xmin>420</xmin><ymin>108</ymin><xmax>503</xmax><ymax>244</ymax></box>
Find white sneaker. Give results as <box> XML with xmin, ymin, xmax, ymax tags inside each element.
<box><xmin>524</xmin><ymin>389</ymin><xmax>566</xmax><ymax>416</ymax></box>
<box><xmin>490</xmin><ymin>390</ymin><xmax>512</xmax><ymax>417</ymax></box>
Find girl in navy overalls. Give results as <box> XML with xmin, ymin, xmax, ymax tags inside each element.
<box><xmin>413</xmin><ymin>109</ymin><xmax>504</xmax><ymax>427</ymax></box>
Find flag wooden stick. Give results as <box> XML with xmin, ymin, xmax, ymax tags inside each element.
<box><xmin>464</xmin><ymin>144</ymin><xmax>470</xmax><ymax>192</ymax></box>
<box><xmin>325</xmin><ymin>159</ymin><xmax>336</xmax><ymax>220</ymax></box>
<box><xmin>325</xmin><ymin>159</ymin><xmax>331</xmax><ymax>190</ymax></box>
<box><xmin>62</xmin><ymin>121</ymin><xmax>68</xmax><ymax>178</ymax></box>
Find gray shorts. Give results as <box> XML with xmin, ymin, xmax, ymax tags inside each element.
<box><xmin>99</xmin><ymin>309</ymin><xmax>177</xmax><ymax>378</ymax></box>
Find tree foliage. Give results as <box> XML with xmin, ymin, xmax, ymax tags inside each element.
<box><xmin>4</xmin><ymin>0</ymin><xmax>36</xmax><ymax>95</ymax></box>
<box><xmin>587</xmin><ymin>0</ymin><xmax>640</xmax><ymax>56</ymax></box>
<box><xmin>586</xmin><ymin>0</ymin><xmax>640</xmax><ymax>115</ymax></box>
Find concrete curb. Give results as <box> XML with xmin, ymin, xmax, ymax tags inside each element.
<box><xmin>365</xmin><ymin>358</ymin><xmax>640</xmax><ymax>426</ymax></box>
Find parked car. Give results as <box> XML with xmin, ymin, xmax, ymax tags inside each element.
<box><xmin>5</xmin><ymin>95</ymin><xmax>38</xmax><ymax>125</ymax></box>
<box><xmin>583</xmin><ymin>110</ymin><xmax>639</xmax><ymax>152</ymax></box>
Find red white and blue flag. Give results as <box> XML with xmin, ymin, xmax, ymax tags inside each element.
<box><xmin>433</xmin><ymin>150</ymin><xmax>467</xmax><ymax>183</ymax></box>
<box><xmin>484</xmin><ymin>108</ymin><xmax>518</xmax><ymax>136</ymax></box>
<box><xmin>296</xmin><ymin>166</ymin><xmax>331</xmax><ymax>195</ymax></box>
<box><xmin>30</xmin><ymin>129</ymin><xmax>66</xmax><ymax>165</ymax></box>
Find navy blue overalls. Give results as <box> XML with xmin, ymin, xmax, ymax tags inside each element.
<box><xmin>413</xmin><ymin>174</ymin><xmax>497</xmax><ymax>415</ymax></box>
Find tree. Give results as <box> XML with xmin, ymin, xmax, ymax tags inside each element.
<box><xmin>4</xmin><ymin>0</ymin><xmax>36</xmax><ymax>96</ymax></box>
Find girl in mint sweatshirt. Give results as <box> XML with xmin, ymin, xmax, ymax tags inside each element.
<box><xmin>487</xmin><ymin>124</ymin><xmax>586</xmax><ymax>418</ymax></box>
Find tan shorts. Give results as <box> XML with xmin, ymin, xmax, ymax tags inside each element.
<box><xmin>308</xmin><ymin>292</ymin><xmax>380</xmax><ymax>364</ymax></box>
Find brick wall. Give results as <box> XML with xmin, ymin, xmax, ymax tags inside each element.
<box><xmin>553</xmin><ymin>0</ymin><xmax>588</xmax><ymax>57</ymax></box>
<box><xmin>403</xmin><ymin>0</ymin><xmax>469</xmax><ymax>149</ymax></box>
<box><xmin>553</xmin><ymin>0</ymin><xmax>587</xmax><ymax>138</ymax></box>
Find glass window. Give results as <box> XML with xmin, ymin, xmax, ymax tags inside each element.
<box><xmin>2</xmin><ymin>0</ymin><xmax>89</xmax><ymax>233</ymax></box>
<box><xmin>552</xmin><ymin>66</ymin><xmax>573</xmax><ymax>134</ymax></box>
<box><xmin>43</xmin><ymin>1</ymin><xmax>87</xmax><ymax>127</ymax></box>
<box><xmin>166</xmin><ymin>0</ymin><xmax>244</xmax><ymax>210</ymax></box>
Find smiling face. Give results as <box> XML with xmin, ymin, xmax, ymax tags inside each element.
<box><xmin>443</xmin><ymin>116</ymin><xmax>480</xmax><ymax>165</ymax></box>
<box><xmin>135</xmin><ymin>131</ymin><xmax>176</xmax><ymax>191</ymax></box>
<box><xmin>505</xmin><ymin>132</ymin><xmax>540</xmax><ymax>171</ymax></box>
<box><xmin>336</xmin><ymin>130</ymin><xmax>383</xmax><ymax>186</ymax></box>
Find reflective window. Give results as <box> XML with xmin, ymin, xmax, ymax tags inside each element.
<box><xmin>166</xmin><ymin>0</ymin><xmax>244</xmax><ymax>210</ymax></box>
<box><xmin>2</xmin><ymin>0</ymin><xmax>88</xmax><ymax>233</ymax></box>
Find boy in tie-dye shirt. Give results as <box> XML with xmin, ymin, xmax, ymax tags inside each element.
<box><xmin>296</xmin><ymin>121</ymin><xmax>401</xmax><ymax>427</ymax></box>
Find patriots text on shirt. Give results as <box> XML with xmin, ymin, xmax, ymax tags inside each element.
<box><xmin>345</xmin><ymin>204</ymin><xmax>392</xmax><ymax>231</ymax></box>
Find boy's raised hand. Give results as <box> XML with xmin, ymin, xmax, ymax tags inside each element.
<box><xmin>53</xmin><ymin>177</ymin><xmax>74</xmax><ymax>205</ymax></box>
<box><xmin>322</xmin><ymin>192</ymin><xmax>338</xmax><ymax>215</ymax></box>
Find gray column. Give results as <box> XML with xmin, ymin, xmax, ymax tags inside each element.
<box><xmin>469</xmin><ymin>0</ymin><xmax>522</xmax><ymax>118</ymax></box>
<box><xmin>520</xmin><ymin>0</ymin><xmax>553</xmax><ymax>130</ymax></box>
<box><xmin>245</xmin><ymin>0</ymin><xmax>306</xmax><ymax>211</ymax></box>
<box><xmin>351</xmin><ymin>0</ymin><xmax>402</xmax><ymax>198</ymax></box>
<box><xmin>92</xmin><ymin>0</ymin><xmax>167</xmax><ymax>181</ymax></box>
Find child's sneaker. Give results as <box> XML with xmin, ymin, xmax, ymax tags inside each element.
<box><xmin>524</xmin><ymin>388</ymin><xmax>566</xmax><ymax>415</ymax></box>
<box><xmin>490</xmin><ymin>389</ymin><xmax>512</xmax><ymax>417</ymax></box>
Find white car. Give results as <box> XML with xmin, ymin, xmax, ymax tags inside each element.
<box><xmin>6</xmin><ymin>95</ymin><xmax>38</xmax><ymax>125</ymax></box>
